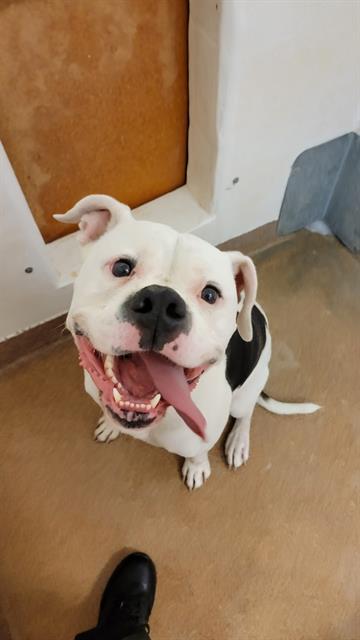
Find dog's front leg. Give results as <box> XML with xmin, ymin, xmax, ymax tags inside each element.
<box><xmin>226</xmin><ymin>347</ymin><xmax>270</xmax><ymax>468</ymax></box>
<box><xmin>225</xmin><ymin>411</ymin><xmax>253</xmax><ymax>468</ymax></box>
<box><xmin>94</xmin><ymin>414</ymin><xmax>121</xmax><ymax>444</ymax></box>
<box><xmin>182</xmin><ymin>452</ymin><xmax>211</xmax><ymax>490</ymax></box>
<box><xmin>83</xmin><ymin>371</ymin><xmax>121</xmax><ymax>444</ymax></box>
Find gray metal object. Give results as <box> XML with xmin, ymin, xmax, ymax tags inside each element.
<box><xmin>277</xmin><ymin>132</ymin><xmax>360</xmax><ymax>252</ymax></box>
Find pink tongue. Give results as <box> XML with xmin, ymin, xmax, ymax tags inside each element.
<box><xmin>140</xmin><ymin>352</ymin><xmax>206</xmax><ymax>440</ymax></box>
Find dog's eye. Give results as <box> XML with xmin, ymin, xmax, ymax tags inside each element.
<box><xmin>111</xmin><ymin>259</ymin><xmax>134</xmax><ymax>278</ymax></box>
<box><xmin>201</xmin><ymin>285</ymin><xmax>220</xmax><ymax>305</ymax></box>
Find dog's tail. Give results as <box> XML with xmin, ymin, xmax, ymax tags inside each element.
<box><xmin>257</xmin><ymin>391</ymin><xmax>320</xmax><ymax>415</ymax></box>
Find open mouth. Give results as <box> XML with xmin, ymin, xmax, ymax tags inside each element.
<box><xmin>76</xmin><ymin>336</ymin><xmax>207</xmax><ymax>438</ymax></box>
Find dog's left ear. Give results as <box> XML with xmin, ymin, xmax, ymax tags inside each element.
<box><xmin>226</xmin><ymin>251</ymin><xmax>257</xmax><ymax>342</ymax></box>
<box><xmin>53</xmin><ymin>194</ymin><xmax>133</xmax><ymax>244</ymax></box>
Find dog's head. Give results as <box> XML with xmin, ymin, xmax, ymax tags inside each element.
<box><xmin>55</xmin><ymin>195</ymin><xmax>257</xmax><ymax>438</ymax></box>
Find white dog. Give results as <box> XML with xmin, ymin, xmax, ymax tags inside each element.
<box><xmin>55</xmin><ymin>195</ymin><xmax>319</xmax><ymax>489</ymax></box>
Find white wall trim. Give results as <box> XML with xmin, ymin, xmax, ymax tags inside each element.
<box><xmin>0</xmin><ymin>143</ymin><xmax>73</xmax><ymax>341</ymax></box>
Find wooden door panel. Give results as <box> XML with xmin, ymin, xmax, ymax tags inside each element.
<box><xmin>0</xmin><ymin>0</ymin><xmax>188</xmax><ymax>242</ymax></box>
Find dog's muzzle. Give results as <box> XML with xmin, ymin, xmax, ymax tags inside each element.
<box><xmin>122</xmin><ymin>285</ymin><xmax>191</xmax><ymax>350</ymax></box>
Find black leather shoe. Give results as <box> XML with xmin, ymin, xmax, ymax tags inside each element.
<box><xmin>75</xmin><ymin>552</ymin><xmax>156</xmax><ymax>640</ymax></box>
<box><xmin>99</xmin><ymin>552</ymin><xmax>156</xmax><ymax>636</ymax></box>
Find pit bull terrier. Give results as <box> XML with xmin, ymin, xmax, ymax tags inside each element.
<box><xmin>55</xmin><ymin>195</ymin><xmax>319</xmax><ymax>489</ymax></box>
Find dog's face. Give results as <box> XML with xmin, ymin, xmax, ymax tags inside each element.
<box><xmin>55</xmin><ymin>196</ymin><xmax>257</xmax><ymax>437</ymax></box>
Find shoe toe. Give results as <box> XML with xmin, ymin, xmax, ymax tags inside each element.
<box><xmin>99</xmin><ymin>552</ymin><xmax>157</xmax><ymax>625</ymax></box>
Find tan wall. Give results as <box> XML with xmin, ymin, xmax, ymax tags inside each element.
<box><xmin>0</xmin><ymin>0</ymin><xmax>189</xmax><ymax>242</ymax></box>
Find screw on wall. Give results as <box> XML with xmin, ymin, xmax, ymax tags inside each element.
<box><xmin>24</xmin><ymin>267</ymin><xmax>33</xmax><ymax>273</ymax></box>
<box><xmin>226</xmin><ymin>176</ymin><xmax>239</xmax><ymax>190</ymax></box>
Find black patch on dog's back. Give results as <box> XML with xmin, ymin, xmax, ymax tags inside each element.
<box><xmin>226</xmin><ymin>305</ymin><xmax>267</xmax><ymax>390</ymax></box>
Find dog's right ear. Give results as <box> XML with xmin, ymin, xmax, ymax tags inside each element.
<box><xmin>53</xmin><ymin>194</ymin><xmax>133</xmax><ymax>244</ymax></box>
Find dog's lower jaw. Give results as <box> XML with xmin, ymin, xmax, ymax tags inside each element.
<box><xmin>106</xmin><ymin>405</ymin><xmax>157</xmax><ymax>430</ymax></box>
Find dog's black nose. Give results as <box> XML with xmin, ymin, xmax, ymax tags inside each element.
<box><xmin>125</xmin><ymin>285</ymin><xmax>190</xmax><ymax>350</ymax></box>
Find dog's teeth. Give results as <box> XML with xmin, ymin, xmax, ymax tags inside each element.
<box><xmin>126</xmin><ymin>412</ymin><xmax>134</xmax><ymax>421</ymax></box>
<box><xmin>111</xmin><ymin>376</ymin><xmax>118</xmax><ymax>384</ymax></box>
<box><xmin>104</xmin><ymin>355</ymin><xmax>114</xmax><ymax>368</ymax></box>
<box><xmin>113</xmin><ymin>388</ymin><xmax>122</xmax><ymax>404</ymax></box>
<box><xmin>150</xmin><ymin>393</ymin><xmax>161</xmax><ymax>409</ymax></box>
<box><xmin>135</xmin><ymin>403</ymin><xmax>147</xmax><ymax>411</ymax></box>
<box><xmin>104</xmin><ymin>355</ymin><xmax>115</xmax><ymax>378</ymax></box>
<box><xmin>146</xmin><ymin>404</ymin><xmax>152</xmax><ymax>411</ymax></box>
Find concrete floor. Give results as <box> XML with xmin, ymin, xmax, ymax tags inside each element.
<box><xmin>0</xmin><ymin>231</ymin><xmax>359</xmax><ymax>640</ymax></box>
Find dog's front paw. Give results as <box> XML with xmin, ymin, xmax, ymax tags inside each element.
<box><xmin>94</xmin><ymin>417</ymin><xmax>121</xmax><ymax>443</ymax></box>
<box><xmin>182</xmin><ymin>455</ymin><xmax>211</xmax><ymax>490</ymax></box>
<box><xmin>225</xmin><ymin>425</ymin><xmax>250</xmax><ymax>469</ymax></box>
